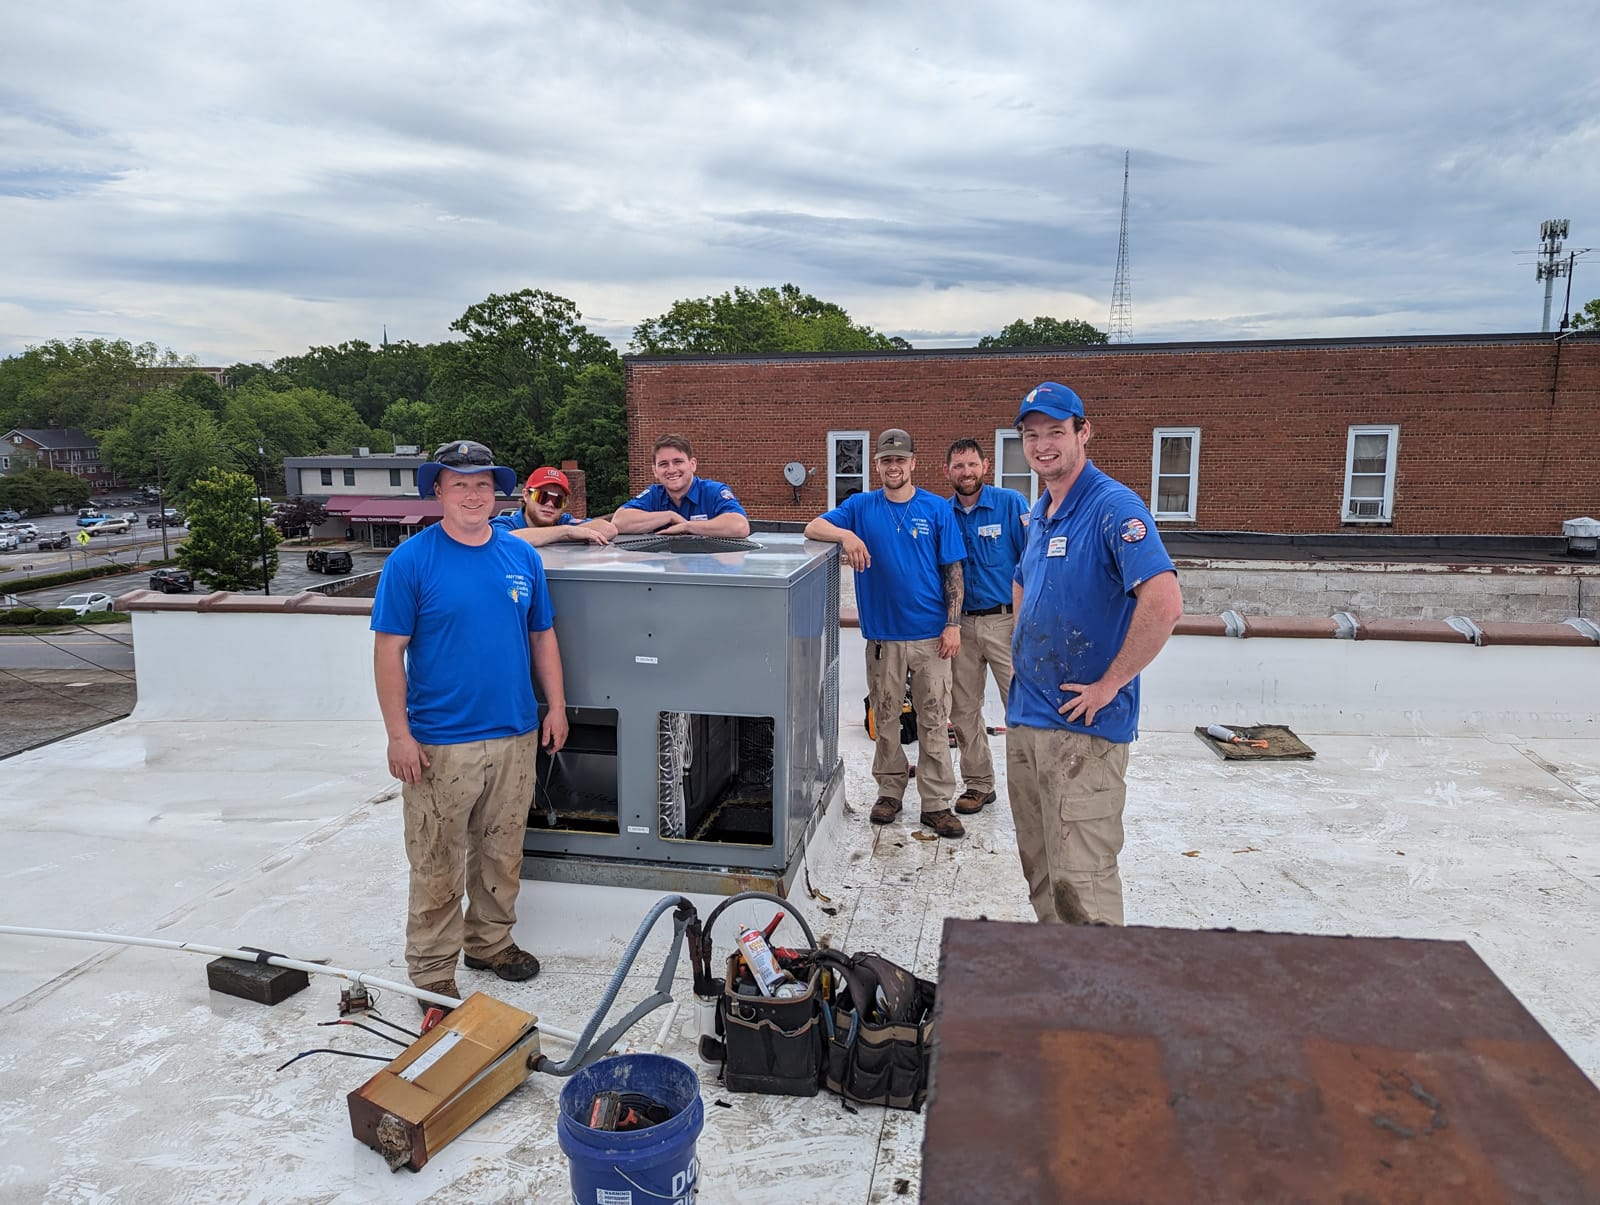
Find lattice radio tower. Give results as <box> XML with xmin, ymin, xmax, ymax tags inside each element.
<box><xmin>1108</xmin><ymin>151</ymin><xmax>1132</xmax><ymax>343</ymax></box>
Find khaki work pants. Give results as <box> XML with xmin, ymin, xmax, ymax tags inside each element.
<box><xmin>864</xmin><ymin>637</ymin><xmax>958</xmax><ymax>813</ymax></box>
<box><xmin>401</xmin><ymin>731</ymin><xmax>539</xmax><ymax>985</ymax></box>
<box><xmin>1005</xmin><ymin>726</ymin><xmax>1130</xmax><ymax>925</ymax></box>
<box><xmin>950</xmin><ymin>611</ymin><xmax>1014</xmax><ymax>795</ymax></box>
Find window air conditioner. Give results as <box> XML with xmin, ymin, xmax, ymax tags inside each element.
<box><xmin>1348</xmin><ymin>499</ymin><xmax>1385</xmax><ymax>518</ymax></box>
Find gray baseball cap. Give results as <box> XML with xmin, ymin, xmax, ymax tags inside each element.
<box><xmin>874</xmin><ymin>429</ymin><xmax>915</xmax><ymax>459</ymax></box>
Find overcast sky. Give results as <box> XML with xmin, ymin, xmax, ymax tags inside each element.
<box><xmin>3</xmin><ymin>1</ymin><xmax>1597</xmax><ymax>365</ymax></box>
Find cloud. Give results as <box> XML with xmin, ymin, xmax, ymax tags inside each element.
<box><xmin>2</xmin><ymin>1</ymin><xmax>1598</xmax><ymax>363</ymax></box>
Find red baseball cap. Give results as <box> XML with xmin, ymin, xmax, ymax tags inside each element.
<box><xmin>524</xmin><ymin>467</ymin><xmax>570</xmax><ymax>494</ymax></box>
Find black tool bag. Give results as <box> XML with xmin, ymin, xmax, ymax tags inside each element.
<box><xmin>814</xmin><ymin>949</ymin><xmax>937</xmax><ymax>1111</ymax></box>
<box><xmin>717</xmin><ymin>955</ymin><xmax>823</xmax><ymax>1097</ymax></box>
<box><xmin>690</xmin><ymin>892</ymin><xmax>824</xmax><ymax>1098</ymax></box>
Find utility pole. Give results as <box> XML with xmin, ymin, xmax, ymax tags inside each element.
<box><xmin>1108</xmin><ymin>151</ymin><xmax>1133</xmax><ymax>343</ymax></box>
<box><xmin>155</xmin><ymin>456</ymin><xmax>169</xmax><ymax>561</ymax></box>
<box><xmin>1536</xmin><ymin>219</ymin><xmax>1570</xmax><ymax>333</ymax></box>
<box><xmin>254</xmin><ymin>445</ymin><xmax>270</xmax><ymax>596</ymax></box>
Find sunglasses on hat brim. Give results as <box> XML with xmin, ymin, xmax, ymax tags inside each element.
<box><xmin>433</xmin><ymin>442</ymin><xmax>495</xmax><ymax>467</ymax></box>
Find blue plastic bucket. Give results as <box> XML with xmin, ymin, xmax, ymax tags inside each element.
<box><xmin>557</xmin><ymin>1054</ymin><xmax>704</xmax><ymax>1204</ymax></box>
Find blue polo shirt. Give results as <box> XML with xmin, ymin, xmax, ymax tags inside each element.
<box><xmin>949</xmin><ymin>485</ymin><xmax>1029</xmax><ymax>611</ymax></box>
<box><xmin>490</xmin><ymin>509</ymin><xmax>580</xmax><ymax>531</ymax></box>
<box><xmin>820</xmin><ymin>488</ymin><xmax>965</xmax><ymax>642</ymax></box>
<box><xmin>371</xmin><ymin>524</ymin><xmax>555</xmax><ymax>745</ymax></box>
<box><xmin>619</xmin><ymin>477</ymin><xmax>746</xmax><ymax>521</ymax></box>
<box><xmin>1008</xmin><ymin>462</ymin><xmax>1175</xmax><ymax>743</ymax></box>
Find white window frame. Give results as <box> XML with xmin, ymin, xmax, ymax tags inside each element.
<box><xmin>342</xmin><ymin>467</ymin><xmax>357</xmax><ymax>487</ymax></box>
<box><xmin>1342</xmin><ymin>425</ymin><xmax>1399</xmax><ymax>523</ymax></box>
<box><xmin>993</xmin><ymin>428</ymin><xmax>1039</xmax><ymax>503</ymax></box>
<box><xmin>827</xmin><ymin>430</ymin><xmax>869</xmax><ymax>509</ymax></box>
<box><xmin>1150</xmin><ymin>427</ymin><xmax>1200</xmax><ymax>522</ymax></box>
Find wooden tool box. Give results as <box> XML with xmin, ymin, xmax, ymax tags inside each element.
<box><xmin>348</xmin><ymin>992</ymin><xmax>542</xmax><ymax>1171</ymax></box>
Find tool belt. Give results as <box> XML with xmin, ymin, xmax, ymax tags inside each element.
<box><xmin>813</xmin><ymin>948</ymin><xmax>937</xmax><ymax>1111</ymax></box>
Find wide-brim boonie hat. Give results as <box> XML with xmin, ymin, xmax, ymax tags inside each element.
<box><xmin>417</xmin><ymin>439</ymin><xmax>518</xmax><ymax>499</ymax></box>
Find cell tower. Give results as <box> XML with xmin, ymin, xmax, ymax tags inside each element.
<box><xmin>1108</xmin><ymin>151</ymin><xmax>1132</xmax><ymax>343</ymax></box>
<box><xmin>1536</xmin><ymin>219</ymin><xmax>1570</xmax><ymax>332</ymax></box>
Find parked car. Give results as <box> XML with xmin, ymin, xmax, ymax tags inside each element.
<box><xmin>88</xmin><ymin>518</ymin><xmax>131</xmax><ymax>535</ymax></box>
<box><xmin>76</xmin><ymin>509</ymin><xmax>106</xmax><ymax>527</ymax></box>
<box><xmin>119</xmin><ymin>511</ymin><xmax>139</xmax><ymax>523</ymax></box>
<box><xmin>0</xmin><ymin>509</ymin><xmax>20</xmax><ymax>522</ymax></box>
<box><xmin>35</xmin><ymin>532</ymin><xmax>72</xmax><ymax>549</ymax></box>
<box><xmin>0</xmin><ymin>593</ymin><xmax>20</xmax><ymax>610</ymax></box>
<box><xmin>59</xmin><ymin>592</ymin><xmax>114</xmax><ymax>617</ymax></box>
<box><xmin>305</xmin><ymin>549</ymin><xmax>354</xmax><ymax>574</ymax></box>
<box><xmin>149</xmin><ymin>568</ymin><xmax>194</xmax><ymax>594</ymax></box>
<box><xmin>0</xmin><ymin>533</ymin><xmax>18</xmax><ymax>551</ymax></box>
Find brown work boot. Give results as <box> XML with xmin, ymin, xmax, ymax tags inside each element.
<box><xmin>954</xmin><ymin>788</ymin><xmax>996</xmax><ymax>815</ymax></box>
<box><xmin>869</xmin><ymin>796</ymin><xmax>902</xmax><ymax>825</ymax></box>
<box><xmin>416</xmin><ymin>978</ymin><xmax>460</xmax><ymax>1017</ymax></box>
<box><xmin>920</xmin><ymin>809</ymin><xmax>965</xmax><ymax>838</ymax></box>
<box><xmin>464</xmin><ymin>943</ymin><xmax>541</xmax><ymax>982</ymax></box>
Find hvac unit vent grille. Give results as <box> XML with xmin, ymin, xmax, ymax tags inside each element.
<box><xmin>1348</xmin><ymin>500</ymin><xmax>1386</xmax><ymax>518</ymax></box>
<box><xmin>614</xmin><ymin>535</ymin><xmax>765</xmax><ymax>554</ymax></box>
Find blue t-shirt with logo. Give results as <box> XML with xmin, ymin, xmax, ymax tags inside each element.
<box><xmin>820</xmin><ymin>488</ymin><xmax>965</xmax><ymax>642</ymax></box>
<box><xmin>490</xmin><ymin>509</ymin><xmax>580</xmax><ymax>531</ymax></box>
<box><xmin>371</xmin><ymin>523</ymin><xmax>555</xmax><ymax>745</ymax></box>
<box><xmin>1008</xmin><ymin>462</ymin><xmax>1175</xmax><ymax>743</ymax></box>
<box><xmin>619</xmin><ymin>477</ymin><xmax>746</xmax><ymax>520</ymax></box>
<box><xmin>949</xmin><ymin>484</ymin><xmax>1030</xmax><ymax>611</ymax></box>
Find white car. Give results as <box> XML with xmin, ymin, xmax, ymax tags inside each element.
<box><xmin>59</xmin><ymin>592</ymin><xmax>114</xmax><ymax>617</ymax></box>
<box><xmin>119</xmin><ymin>512</ymin><xmax>139</xmax><ymax>523</ymax></box>
<box><xmin>0</xmin><ymin>532</ymin><xmax>20</xmax><ymax>551</ymax></box>
<box><xmin>88</xmin><ymin>518</ymin><xmax>131</xmax><ymax>535</ymax></box>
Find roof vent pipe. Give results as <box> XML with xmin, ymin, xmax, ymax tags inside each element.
<box><xmin>1561</xmin><ymin>516</ymin><xmax>1599</xmax><ymax>557</ymax></box>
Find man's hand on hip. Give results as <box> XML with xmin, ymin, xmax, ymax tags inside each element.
<box><xmin>1058</xmin><ymin>679</ymin><xmax>1117</xmax><ymax>727</ymax></box>
<box><xmin>387</xmin><ymin>735</ymin><xmax>430</xmax><ymax>784</ymax></box>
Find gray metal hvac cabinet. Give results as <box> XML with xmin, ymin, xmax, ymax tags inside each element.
<box><xmin>524</xmin><ymin>533</ymin><xmax>842</xmax><ymax>894</ymax></box>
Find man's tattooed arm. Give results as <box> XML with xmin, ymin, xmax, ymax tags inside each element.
<box><xmin>940</xmin><ymin>560</ymin><xmax>964</xmax><ymax>626</ymax></box>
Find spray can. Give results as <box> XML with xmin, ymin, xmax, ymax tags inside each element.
<box><xmin>1206</xmin><ymin>723</ymin><xmax>1237</xmax><ymax>742</ymax></box>
<box><xmin>735</xmin><ymin>925</ymin><xmax>791</xmax><ymax>997</ymax></box>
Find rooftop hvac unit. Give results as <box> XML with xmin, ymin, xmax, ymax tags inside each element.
<box><xmin>523</xmin><ymin>532</ymin><xmax>842</xmax><ymax>894</ymax></box>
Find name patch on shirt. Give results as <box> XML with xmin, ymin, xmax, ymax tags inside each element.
<box><xmin>978</xmin><ymin>523</ymin><xmax>1002</xmax><ymax>539</ymax></box>
<box><xmin>1120</xmin><ymin>518</ymin><xmax>1148</xmax><ymax>543</ymax></box>
<box><xmin>1047</xmin><ymin>536</ymin><xmax>1069</xmax><ymax>558</ymax></box>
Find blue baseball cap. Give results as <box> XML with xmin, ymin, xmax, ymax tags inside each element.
<box><xmin>1014</xmin><ymin>381</ymin><xmax>1086</xmax><ymax>426</ymax></box>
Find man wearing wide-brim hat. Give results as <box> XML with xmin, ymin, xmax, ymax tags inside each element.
<box><xmin>372</xmin><ymin>439</ymin><xmax>570</xmax><ymax>1009</ymax></box>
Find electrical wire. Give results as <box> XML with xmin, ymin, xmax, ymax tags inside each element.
<box><xmin>275</xmin><ymin>1048</ymin><xmax>395</xmax><ymax>1073</ymax></box>
<box><xmin>316</xmin><ymin>1019</ymin><xmax>410</xmax><ymax>1048</ymax></box>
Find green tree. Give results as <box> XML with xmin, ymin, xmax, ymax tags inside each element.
<box><xmin>176</xmin><ymin>469</ymin><xmax>280</xmax><ymax>591</ymax></box>
<box><xmin>1569</xmin><ymin>297</ymin><xmax>1600</xmax><ymax>332</ymax></box>
<box><xmin>0</xmin><ymin>466</ymin><xmax>90</xmax><ymax>516</ymax></box>
<box><xmin>274</xmin><ymin>339</ymin><xmax>433</xmax><ymax>427</ymax></box>
<box><xmin>377</xmin><ymin>398</ymin><xmax>434</xmax><ymax>449</ymax></box>
<box><xmin>422</xmin><ymin>392</ymin><xmax>540</xmax><ymax>477</ymax></box>
<box><xmin>96</xmin><ymin>389</ymin><xmax>216</xmax><ymax>488</ymax></box>
<box><xmin>629</xmin><ymin>284</ymin><xmax>902</xmax><ymax>354</ymax></box>
<box><xmin>546</xmin><ymin>361</ymin><xmax>628</xmax><ymax>510</ymax></box>
<box><xmin>978</xmin><ymin>316</ymin><xmax>1109</xmax><ymax>348</ymax></box>
<box><xmin>432</xmin><ymin>290</ymin><xmax>619</xmax><ymax>439</ymax></box>
<box><xmin>0</xmin><ymin>338</ymin><xmax>192</xmax><ymax>432</ymax></box>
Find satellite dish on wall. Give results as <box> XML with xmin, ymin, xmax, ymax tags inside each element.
<box><xmin>783</xmin><ymin>462</ymin><xmax>807</xmax><ymax>487</ymax></box>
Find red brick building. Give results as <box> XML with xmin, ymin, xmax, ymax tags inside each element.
<box><xmin>624</xmin><ymin>333</ymin><xmax>1600</xmax><ymax>536</ymax></box>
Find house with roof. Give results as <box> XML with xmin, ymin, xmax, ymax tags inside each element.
<box><xmin>1</xmin><ymin>427</ymin><xmax>115</xmax><ymax>490</ymax></box>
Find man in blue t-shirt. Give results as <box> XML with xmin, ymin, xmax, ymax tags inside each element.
<box><xmin>491</xmin><ymin>466</ymin><xmax>619</xmax><ymax>547</ymax></box>
<box><xmin>943</xmin><ymin>438</ymin><xmax>1030</xmax><ymax>818</ymax></box>
<box><xmin>1006</xmin><ymin>384</ymin><xmax>1183</xmax><ymax>926</ymax></box>
<box><xmin>371</xmin><ymin>439</ymin><xmax>570</xmax><ymax>1009</ymax></box>
<box><xmin>805</xmin><ymin>428</ymin><xmax>969</xmax><ymax>839</ymax></box>
<box><xmin>612</xmin><ymin>434</ymin><xmax>751</xmax><ymax>538</ymax></box>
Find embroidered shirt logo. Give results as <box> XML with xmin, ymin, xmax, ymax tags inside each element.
<box><xmin>1120</xmin><ymin>518</ymin><xmax>1148</xmax><ymax>543</ymax></box>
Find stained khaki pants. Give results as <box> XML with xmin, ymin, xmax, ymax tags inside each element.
<box><xmin>1005</xmin><ymin>726</ymin><xmax>1130</xmax><ymax>925</ymax></box>
<box><xmin>401</xmin><ymin>731</ymin><xmax>539</xmax><ymax>985</ymax></box>
<box><xmin>864</xmin><ymin>637</ymin><xmax>958</xmax><ymax>813</ymax></box>
<box><xmin>950</xmin><ymin>611</ymin><xmax>1014</xmax><ymax>795</ymax></box>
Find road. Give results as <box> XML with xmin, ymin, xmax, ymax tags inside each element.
<box><xmin>0</xmin><ymin>629</ymin><xmax>135</xmax><ymax>672</ymax></box>
<box><xmin>2</xmin><ymin>504</ymin><xmax>386</xmax><ymax>610</ymax></box>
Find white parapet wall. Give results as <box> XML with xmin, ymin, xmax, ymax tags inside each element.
<box><xmin>130</xmin><ymin>608</ymin><xmax>381</xmax><ymax>723</ymax></box>
<box><xmin>129</xmin><ymin>604</ymin><xmax>1599</xmax><ymax>737</ymax></box>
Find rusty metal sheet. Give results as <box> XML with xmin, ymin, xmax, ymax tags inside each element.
<box><xmin>922</xmin><ymin>922</ymin><xmax>1600</xmax><ymax>1203</ymax></box>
